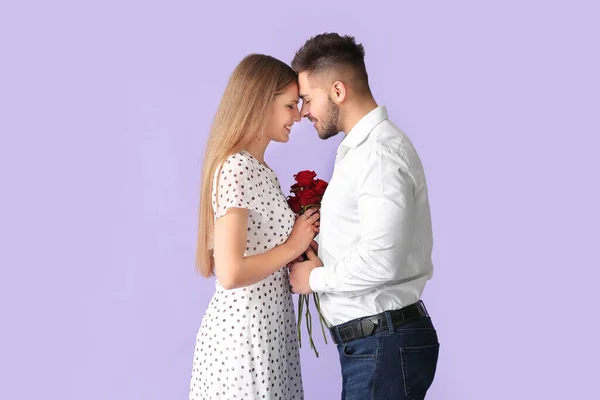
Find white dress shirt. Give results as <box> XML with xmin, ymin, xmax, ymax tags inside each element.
<box><xmin>309</xmin><ymin>106</ymin><xmax>434</xmax><ymax>326</ymax></box>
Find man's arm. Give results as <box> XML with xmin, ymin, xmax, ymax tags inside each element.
<box><xmin>309</xmin><ymin>147</ymin><xmax>417</xmax><ymax>294</ymax></box>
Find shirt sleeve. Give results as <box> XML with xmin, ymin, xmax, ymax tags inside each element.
<box><xmin>309</xmin><ymin>146</ymin><xmax>417</xmax><ymax>293</ymax></box>
<box><xmin>213</xmin><ymin>153</ymin><xmax>266</xmax><ymax>220</ymax></box>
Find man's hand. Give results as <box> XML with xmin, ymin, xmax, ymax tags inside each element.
<box><xmin>288</xmin><ymin>245</ymin><xmax>323</xmax><ymax>295</ymax></box>
<box><xmin>309</xmin><ymin>239</ymin><xmax>318</xmax><ymax>255</ymax></box>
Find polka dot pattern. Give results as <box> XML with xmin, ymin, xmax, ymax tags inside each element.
<box><xmin>189</xmin><ymin>150</ymin><xmax>303</xmax><ymax>399</ymax></box>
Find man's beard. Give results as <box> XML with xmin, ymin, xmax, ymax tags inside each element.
<box><xmin>316</xmin><ymin>97</ymin><xmax>340</xmax><ymax>140</ymax></box>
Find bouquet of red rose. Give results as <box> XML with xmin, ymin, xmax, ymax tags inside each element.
<box><xmin>287</xmin><ymin>170</ymin><xmax>329</xmax><ymax>357</ymax></box>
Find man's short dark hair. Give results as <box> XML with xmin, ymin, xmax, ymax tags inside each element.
<box><xmin>292</xmin><ymin>33</ymin><xmax>369</xmax><ymax>89</ymax></box>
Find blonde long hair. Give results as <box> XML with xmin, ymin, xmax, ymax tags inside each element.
<box><xmin>196</xmin><ymin>54</ymin><xmax>297</xmax><ymax>277</ymax></box>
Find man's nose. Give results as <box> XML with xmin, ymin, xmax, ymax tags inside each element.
<box><xmin>300</xmin><ymin>105</ymin><xmax>310</xmax><ymax>118</ymax></box>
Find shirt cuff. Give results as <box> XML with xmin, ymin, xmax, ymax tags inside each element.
<box><xmin>309</xmin><ymin>267</ymin><xmax>328</xmax><ymax>293</ymax></box>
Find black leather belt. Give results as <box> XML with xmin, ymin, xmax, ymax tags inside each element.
<box><xmin>329</xmin><ymin>301</ymin><xmax>429</xmax><ymax>345</ymax></box>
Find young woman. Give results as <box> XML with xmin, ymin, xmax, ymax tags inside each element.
<box><xmin>189</xmin><ymin>54</ymin><xmax>319</xmax><ymax>400</ymax></box>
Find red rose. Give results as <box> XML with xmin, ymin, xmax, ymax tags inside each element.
<box><xmin>294</xmin><ymin>170</ymin><xmax>317</xmax><ymax>187</ymax></box>
<box><xmin>299</xmin><ymin>188</ymin><xmax>319</xmax><ymax>206</ymax></box>
<box><xmin>287</xmin><ymin>195</ymin><xmax>302</xmax><ymax>213</ymax></box>
<box><xmin>290</xmin><ymin>183</ymin><xmax>302</xmax><ymax>195</ymax></box>
<box><xmin>311</xmin><ymin>179</ymin><xmax>328</xmax><ymax>196</ymax></box>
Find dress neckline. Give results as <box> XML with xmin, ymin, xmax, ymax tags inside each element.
<box><xmin>241</xmin><ymin>149</ymin><xmax>275</xmax><ymax>174</ymax></box>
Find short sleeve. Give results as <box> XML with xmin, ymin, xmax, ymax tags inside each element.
<box><xmin>212</xmin><ymin>153</ymin><xmax>266</xmax><ymax>220</ymax></box>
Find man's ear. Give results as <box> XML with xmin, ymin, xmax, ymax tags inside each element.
<box><xmin>330</xmin><ymin>81</ymin><xmax>347</xmax><ymax>104</ymax></box>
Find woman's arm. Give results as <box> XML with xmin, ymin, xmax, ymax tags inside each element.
<box><xmin>213</xmin><ymin>207</ymin><xmax>319</xmax><ymax>289</ymax></box>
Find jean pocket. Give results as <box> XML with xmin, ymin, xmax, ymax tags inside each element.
<box><xmin>341</xmin><ymin>335</ymin><xmax>378</xmax><ymax>359</ymax></box>
<box><xmin>400</xmin><ymin>343</ymin><xmax>439</xmax><ymax>400</ymax></box>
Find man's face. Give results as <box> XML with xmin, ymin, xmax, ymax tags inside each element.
<box><xmin>298</xmin><ymin>72</ymin><xmax>340</xmax><ymax>140</ymax></box>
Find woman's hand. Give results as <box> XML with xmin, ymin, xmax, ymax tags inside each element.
<box><xmin>286</xmin><ymin>207</ymin><xmax>320</xmax><ymax>259</ymax></box>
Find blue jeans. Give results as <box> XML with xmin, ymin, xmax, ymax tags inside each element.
<box><xmin>336</xmin><ymin>315</ymin><xmax>439</xmax><ymax>400</ymax></box>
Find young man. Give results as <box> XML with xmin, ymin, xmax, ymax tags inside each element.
<box><xmin>288</xmin><ymin>33</ymin><xmax>439</xmax><ymax>400</ymax></box>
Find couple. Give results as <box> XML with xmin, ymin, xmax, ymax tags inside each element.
<box><xmin>190</xmin><ymin>33</ymin><xmax>439</xmax><ymax>400</ymax></box>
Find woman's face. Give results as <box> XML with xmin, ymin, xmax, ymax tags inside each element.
<box><xmin>264</xmin><ymin>83</ymin><xmax>301</xmax><ymax>143</ymax></box>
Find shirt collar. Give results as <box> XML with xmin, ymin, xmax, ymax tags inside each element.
<box><xmin>339</xmin><ymin>106</ymin><xmax>388</xmax><ymax>149</ymax></box>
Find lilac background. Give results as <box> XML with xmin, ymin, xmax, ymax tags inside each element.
<box><xmin>1</xmin><ymin>1</ymin><xmax>599</xmax><ymax>399</ymax></box>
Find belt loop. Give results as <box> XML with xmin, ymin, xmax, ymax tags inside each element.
<box><xmin>384</xmin><ymin>311</ymin><xmax>395</xmax><ymax>334</ymax></box>
<box><xmin>419</xmin><ymin>300</ymin><xmax>429</xmax><ymax>317</ymax></box>
<box><xmin>332</xmin><ymin>325</ymin><xmax>343</xmax><ymax>344</ymax></box>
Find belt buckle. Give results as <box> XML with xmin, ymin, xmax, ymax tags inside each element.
<box><xmin>359</xmin><ymin>317</ymin><xmax>376</xmax><ymax>337</ymax></box>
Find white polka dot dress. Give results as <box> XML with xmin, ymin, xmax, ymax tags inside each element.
<box><xmin>189</xmin><ymin>150</ymin><xmax>304</xmax><ymax>400</ymax></box>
